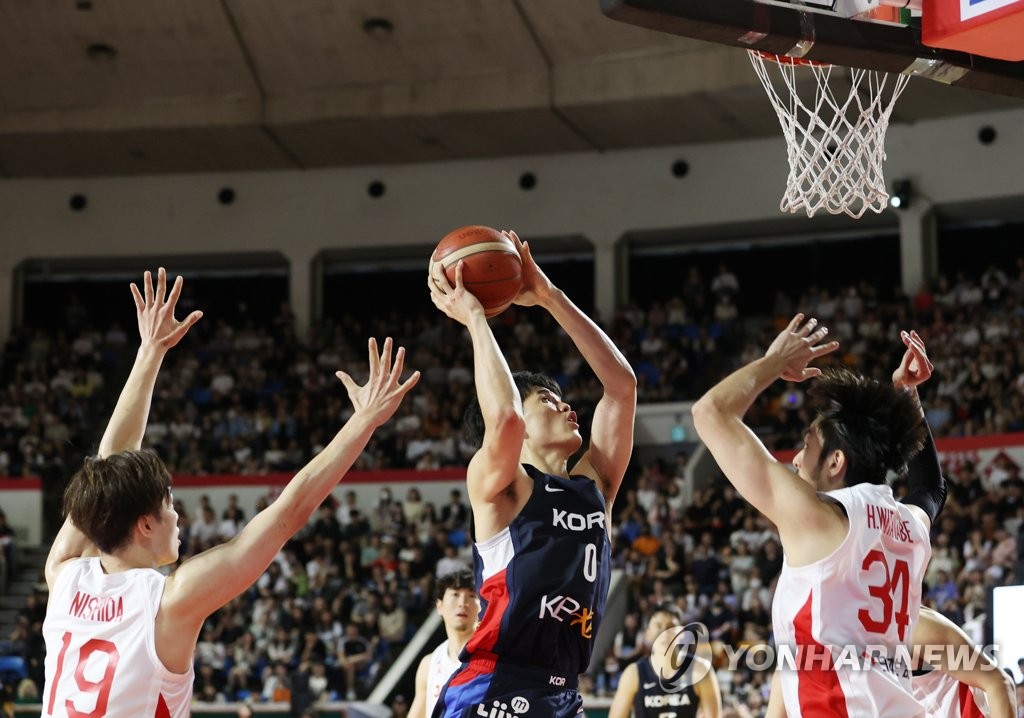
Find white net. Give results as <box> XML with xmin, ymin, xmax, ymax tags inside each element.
<box><xmin>748</xmin><ymin>50</ymin><xmax>910</xmax><ymax>219</ymax></box>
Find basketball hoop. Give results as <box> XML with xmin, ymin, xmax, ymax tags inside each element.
<box><xmin>748</xmin><ymin>49</ymin><xmax>910</xmax><ymax>219</ymax></box>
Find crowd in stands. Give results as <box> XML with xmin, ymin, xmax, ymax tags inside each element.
<box><xmin>0</xmin><ymin>312</ymin><xmax>116</xmax><ymax>480</ymax></box>
<box><xmin>8</xmin><ymin>259</ymin><xmax>1024</xmax><ymax>479</ymax></box>
<box><xmin>0</xmin><ymin>257</ymin><xmax>1023</xmax><ymax>715</ymax></box>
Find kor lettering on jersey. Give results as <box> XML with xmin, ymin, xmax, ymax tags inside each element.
<box><xmin>69</xmin><ymin>591</ymin><xmax>125</xmax><ymax>623</ymax></box>
<box><xmin>864</xmin><ymin>504</ymin><xmax>914</xmax><ymax>543</ymax></box>
<box><xmin>644</xmin><ymin>693</ymin><xmax>692</xmax><ymax>708</ymax></box>
<box><xmin>551</xmin><ymin>508</ymin><xmax>605</xmax><ymax>532</ymax></box>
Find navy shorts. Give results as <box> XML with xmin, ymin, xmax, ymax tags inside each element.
<box><xmin>432</xmin><ymin>654</ymin><xmax>583</xmax><ymax>718</ymax></box>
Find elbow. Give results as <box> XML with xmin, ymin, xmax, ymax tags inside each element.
<box><xmin>691</xmin><ymin>397</ymin><xmax>719</xmax><ymax>436</ymax></box>
<box><xmin>604</xmin><ymin>364</ymin><xmax>637</xmax><ymax>404</ymax></box>
<box><xmin>619</xmin><ymin>366</ymin><xmax>638</xmax><ymax>397</ymax></box>
<box><xmin>692</xmin><ymin>396</ymin><xmax>733</xmax><ymax>443</ymax></box>
<box><xmin>492</xmin><ymin>407</ymin><xmax>526</xmax><ymax>442</ymax></box>
<box><xmin>619</xmin><ymin>362</ymin><xmax>637</xmax><ymax>389</ymax></box>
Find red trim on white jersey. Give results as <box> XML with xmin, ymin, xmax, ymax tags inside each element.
<box><xmin>773</xmin><ymin>483</ymin><xmax>931</xmax><ymax>717</ymax></box>
<box><xmin>42</xmin><ymin>558</ymin><xmax>193</xmax><ymax>718</ymax></box>
<box><xmin>793</xmin><ymin>592</ymin><xmax>849</xmax><ymax>717</ymax></box>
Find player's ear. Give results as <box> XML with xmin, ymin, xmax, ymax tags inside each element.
<box><xmin>826</xmin><ymin>449</ymin><xmax>846</xmax><ymax>480</ymax></box>
<box><xmin>137</xmin><ymin>513</ymin><xmax>156</xmax><ymax>538</ymax></box>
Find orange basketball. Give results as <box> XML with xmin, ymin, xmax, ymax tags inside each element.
<box><xmin>429</xmin><ymin>225</ymin><xmax>523</xmax><ymax>318</ymax></box>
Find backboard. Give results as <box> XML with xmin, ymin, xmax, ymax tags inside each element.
<box><xmin>599</xmin><ymin>0</ymin><xmax>1024</xmax><ymax>99</ymax></box>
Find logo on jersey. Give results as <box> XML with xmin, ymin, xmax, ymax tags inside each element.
<box><xmin>644</xmin><ymin>693</ymin><xmax>693</xmax><ymax>708</ymax></box>
<box><xmin>551</xmin><ymin>508</ymin><xmax>604</xmax><ymax>532</ymax></box>
<box><xmin>655</xmin><ymin>622</ymin><xmax>712</xmax><ymax>693</ymax></box>
<box><xmin>476</xmin><ymin>697</ymin><xmax>529</xmax><ymax>718</ymax></box>
<box><xmin>545</xmin><ymin>483</ymin><xmax>565</xmax><ymax>493</ymax></box>
<box><xmin>571</xmin><ymin>608</ymin><xmax>595</xmax><ymax>638</ymax></box>
<box><xmin>539</xmin><ymin>595</ymin><xmax>595</xmax><ymax>638</ymax></box>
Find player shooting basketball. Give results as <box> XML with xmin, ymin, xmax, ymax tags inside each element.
<box><xmin>427</xmin><ymin>230</ymin><xmax>637</xmax><ymax>718</ymax></box>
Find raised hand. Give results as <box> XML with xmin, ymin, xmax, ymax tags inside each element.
<box><xmin>506</xmin><ymin>230</ymin><xmax>555</xmax><ymax>308</ymax></box>
<box><xmin>892</xmin><ymin>329</ymin><xmax>934</xmax><ymax>391</ymax></box>
<box><xmin>765</xmin><ymin>313</ymin><xmax>840</xmax><ymax>382</ymax></box>
<box><xmin>427</xmin><ymin>259</ymin><xmax>485</xmax><ymax>326</ymax></box>
<box><xmin>130</xmin><ymin>268</ymin><xmax>203</xmax><ymax>351</ymax></box>
<box><xmin>336</xmin><ymin>337</ymin><xmax>420</xmax><ymax>428</ymax></box>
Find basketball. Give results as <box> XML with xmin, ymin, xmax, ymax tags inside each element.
<box><xmin>429</xmin><ymin>225</ymin><xmax>523</xmax><ymax>318</ymax></box>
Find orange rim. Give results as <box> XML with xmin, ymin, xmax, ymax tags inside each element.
<box><xmin>751</xmin><ymin>50</ymin><xmax>830</xmax><ymax>68</ymax></box>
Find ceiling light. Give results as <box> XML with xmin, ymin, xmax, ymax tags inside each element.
<box><xmin>889</xmin><ymin>180</ymin><xmax>911</xmax><ymax>210</ymax></box>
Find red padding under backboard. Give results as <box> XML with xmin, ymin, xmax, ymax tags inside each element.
<box><xmin>923</xmin><ymin>0</ymin><xmax>1024</xmax><ymax>60</ymax></box>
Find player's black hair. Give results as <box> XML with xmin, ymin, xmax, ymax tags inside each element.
<box><xmin>462</xmin><ymin>371</ymin><xmax>563</xmax><ymax>448</ymax></box>
<box><xmin>64</xmin><ymin>449</ymin><xmax>172</xmax><ymax>553</ymax></box>
<box><xmin>434</xmin><ymin>568</ymin><xmax>476</xmax><ymax>603</ymax></box>
<box><xmin>808</xmin><ymin>367</ymin><xmax>926</xmax><ymax>486</ymax></box>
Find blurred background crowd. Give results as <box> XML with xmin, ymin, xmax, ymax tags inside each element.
<box><xmin>0</xmin><ymin>255</ymin><xmax>1022</xmax><ymax>716</ymax></box>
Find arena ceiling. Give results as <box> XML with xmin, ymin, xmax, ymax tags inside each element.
<box><xmin>1</xmin><ymin>0</ymin><xmax>1021</xmax><ymax>178</ymax></box>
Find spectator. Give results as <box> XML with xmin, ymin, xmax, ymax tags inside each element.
<box><xmin>337</xmin><ymin>623</ymin><xmax>372</xmax><ymax>700</ymax></box>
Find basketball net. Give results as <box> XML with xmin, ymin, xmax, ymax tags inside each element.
<box><xmin>748</xmin><ymin>50</ymin><xmax>909</xmax><ymax>219</ymax></box>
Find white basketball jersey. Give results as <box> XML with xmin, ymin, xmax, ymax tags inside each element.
<box><xmin>42</xmin><ymin>557</ymin><xmax>194</xmax><ymax>718</ymax></box>
<box><xmin>913</xmin><ymin>670</ymin><xmax>989</xmax><ymax>718</ymax></box>
<box><xmin>772</xmin><ymin>483</ymin><xmax>932</xmax><ymax>717</ymax></box>
<box><xmin>427</xmin><ymin>639</ymin><xmax>462</xmax><ymax>718</ymax></box>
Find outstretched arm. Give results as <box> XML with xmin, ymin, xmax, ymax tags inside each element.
<box><xmin>428</xmin><ymin>262</ymin><xmax>526</xmax><ymax>508</ymax></box>
<box><xmin>45</xmin><ymin>268</ymin><xmax>202</xmax><ymax>588</ymax></box>
<box><xmin>98</xmin><ymin>268</ymin><xmax>203</xmax><ymax>456</ymax></box>
<box><xmin>893</xmin><ymin>330</ymin><xmax>945</xmax><ymax>530</ymax></box>
<box><xmin>507</xmin><ymin>231</ymin><xmax>637</xmax><ymax>505</ymax></box>
<box><xmin>912</xmin><ymin>607</ymin><xmax>1016</xmax><ymax>718</ymax></box>
<box><xmin>691</xmin><ymin>315</ymin><xmax>840</xmax><ymax>556</ymax></box>
<box><xmin>157</xmin><ymin>338</ymin><xmax>418</xmax><ymax>670</ymax></box>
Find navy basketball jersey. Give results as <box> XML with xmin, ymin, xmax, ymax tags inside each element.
<box><xmin>634</xmin><ymin>658</ymin><xmax>700</xmax><ymax>718</ymax></box>
<box><xmin>464</xmin><ymin>464</ymin><xmax>611</xmax><ymax>676</ymax></box>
